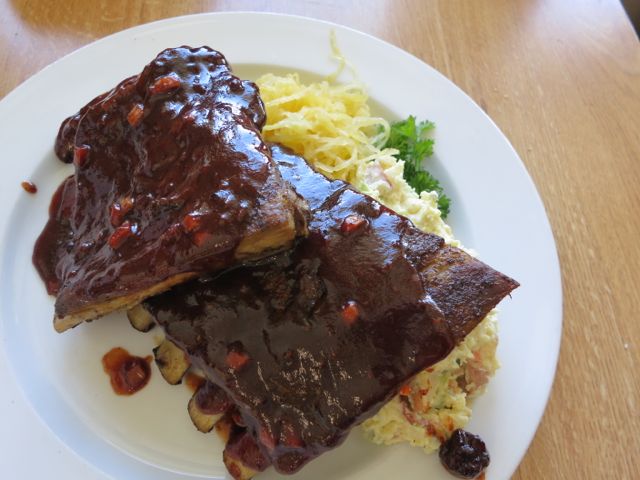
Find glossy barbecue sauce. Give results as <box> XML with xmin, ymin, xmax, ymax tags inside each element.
<box><xmin>102</xmin><ymin>347</ymin><xmax>152</xmax><ymax>395</ymax></box>
<box><xmin>145</xmin><ymin>145</ymin><xmax>519</xmax><ymax>475</ymax></box>
<box><xmin>21</xmin><ymin>181</ymin><xmax>37</xmax><ymax>194</ymax></box>
<box><xmin>32</xmin><ymin>46</ymin><xmax>299</xmax><ymax>320</ymax></box>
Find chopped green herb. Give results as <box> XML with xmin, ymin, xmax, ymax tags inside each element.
<box><xmin>385</xmin><ymin>116</ymin><xmax>451</xmax><ymax>218</ymax></box>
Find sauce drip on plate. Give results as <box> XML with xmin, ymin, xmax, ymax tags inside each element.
<box><xmin>21</xmin><ymin>181</ymin><xmax>37</xmax><ymax>194</ymax></box>
<box><xmin>102</xmin><ymin>347</ymin><xmax>152</xmax><ymax>395</ymax></box>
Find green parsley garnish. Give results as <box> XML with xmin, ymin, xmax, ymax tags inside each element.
<box><xmin>385</xmin><ymin>116</ymin><xmax>451</xmax><ymax>218</ymax></box>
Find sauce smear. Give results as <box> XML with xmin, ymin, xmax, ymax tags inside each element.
<box><xmin>102</xmin><ymin>347</ymin><xmax>152</xmax><ymax>395</ymax></box>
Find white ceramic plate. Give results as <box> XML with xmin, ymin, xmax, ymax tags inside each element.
<box><xmin>0</xmin><ymin>12</ymin><xmax>562</xmax><ymax>480</ymax></box>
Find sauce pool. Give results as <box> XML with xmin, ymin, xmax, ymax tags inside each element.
<box><xmin>102</xmin><ymin>347</ymin><xmax>152</xmax><ymax>395</ymax></box>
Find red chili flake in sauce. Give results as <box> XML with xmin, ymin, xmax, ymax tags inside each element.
<box><xmin>399</xmin><ymin>384</ymin><xmax>412</xmax><ymax>396</ymax></box>
<box><xmin>109</xmin><ymin>197</ymin><xmax>134</xmax><ymax>226</ymax></box>
<box><xmin>149</xmin><ymin>74</ymin><xmax>181</xmax><ymax>95</ymax></box>
<box><xmin>340</xmin><ymin>215</ymin><xmax>368</xmax><ymax>234</ymax></box>
<box><xmin>182</xmin><ymin>212</ymin><xmax>203</xmax><ymax>232</ymax></box>
<box><xmin>73</xmin><ymin>145</ymin><xmax>89</xmax><ymax>167</ymax></box>
<box><xmin>21</xmin><ymin>181</ymin><xmax>37</xmax><ymax>194</ymax></box>
<box><xmin>184</xmin><ymin>372</ymin><xmax>205</xmax><ymax>393</ymax></box>
<box><xmin>341</xmin><ymin>300</ymin><xmax>360</xmax><ymax>325</ymax></box>
<box><xmin>127</xmin><ymin>103</ymin><xmax>144</xmax><ymax>127</ymax></box>
<box><xmin>102</xmin><ymin>347</ymin><xmax>152</xmax><ymax>395</ymax></box>
<box><xmin>108</xmin><ymin>220</ymin><xmax>136</xmax><ymax>249</ymax></box>
<box><xmin>226</xmin><ymin>350</ymin><xmax>249</xmax><ymax>370</ymax></box>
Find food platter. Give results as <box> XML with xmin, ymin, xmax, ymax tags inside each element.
<box><xmin>0</xmin><ymin>12</ymin><xmax>562</xmax><ymax>480</ymax></box>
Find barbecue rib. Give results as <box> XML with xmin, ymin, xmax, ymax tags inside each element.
<box><xmin>33</xmin><ymin>47</ymin><xmax>308</xmax><ymax>332</ymax></box>
<box><xmin>144</xmin><ymin>145</ymin><xmax>519</xmax><ymax>478</ymax></box>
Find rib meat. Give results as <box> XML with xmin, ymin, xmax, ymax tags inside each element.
<box><xmin>144</xmin><ymin>145</ymin><xmax>518</xmax><ymax>476</ymax></box>
<box><xmin>33</xmin><ymin>47</ymin><xmax>308</xmax><ymax>332</ymax></box>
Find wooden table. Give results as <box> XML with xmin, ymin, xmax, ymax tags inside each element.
<box><xmin>1</xmin><ymin>1</ymin><xmax>638</xmax><ymax>478</ymax></box>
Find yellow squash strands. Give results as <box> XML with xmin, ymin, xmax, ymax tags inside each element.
<box><xmin>257</xmin><ymin>73</ymin><xmax>388</xmax><ymax>184</ymax></box>
<box><xmin>255</xmin><ymin>68</ymin><xmax>498</xmax><ymax>454</ymax></box>
<box><xmin>257</xmin><ymin>72</ymin><xmax>456</xmax><ymax>243</ymax></box>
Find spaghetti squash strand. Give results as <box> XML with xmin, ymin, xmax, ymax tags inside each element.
<box><xmin>256</xmin><ymin>72</ymin><xmax>454</xmax><ymax>241</ymax></box>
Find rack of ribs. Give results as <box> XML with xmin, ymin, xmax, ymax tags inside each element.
<box><xmin>32</xmin><ymin>47</ymin><xmax>308</xmax><ymax>332</ymax></box>
<box><xmin>143</xmin><ymin>145</ymin><xmax>519</xmax><ymax>479</ymax></box>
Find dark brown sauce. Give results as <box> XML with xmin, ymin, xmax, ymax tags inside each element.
<box><xmin>31</xmin><ymin>46</ymin><xmax>302</xmax><ymax>321</ymax></box>
<box><xmin>21</xmin><ymin>181</ymin><xmax>37</xmax><ymax>194</ymax></box>
<box><xmin>184</xmin><ymin>372</ymin><xmax>205</xmax><ymax>393</ymax></box>
<box><xmin>145</xmin><ymin>145</ymin><xmax>519</xmax><ymax>474</ymax></box>
<box><xmin>102</xmin><ymin>347</ymin><xmax>152</xmax><ymax>395</ymax></box>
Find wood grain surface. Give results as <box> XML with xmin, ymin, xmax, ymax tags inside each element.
<box><xmin>1</xmin><ymin>0</ymin><xmax>639</xmax><ymax>478</ymax></box>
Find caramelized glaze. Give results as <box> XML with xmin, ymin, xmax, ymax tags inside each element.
<box><xmin>33</xmin><ymin>46</ymin><xmax>304</xmax><ymax>323</ymax></box>
<box><xmin>145</xmin><ymin>146</ymin><xmax>519</xmax><ymax>474</ymax></box>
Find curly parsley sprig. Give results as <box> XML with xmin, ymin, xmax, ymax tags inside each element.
<box><xmin>385</xmin><ymin>116</ymin><xmax>451</xmax><ymax>218</ymax></box>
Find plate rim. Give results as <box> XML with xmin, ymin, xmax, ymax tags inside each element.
<box><xmin>0</xmin><ymin>11</ymin><xmax>563</xmax><ymax>480</ymax></box>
